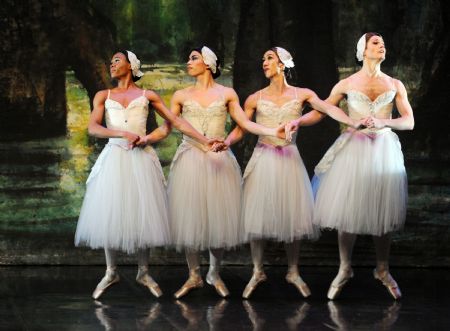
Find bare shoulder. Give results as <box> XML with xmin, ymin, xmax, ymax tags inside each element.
<box><xmin>172</xmin><ymin>87</ymin><xmax>193</xmax><ymax>103</ymax></box>
<box><xmin>392</xmin><ymin>78</ymin><xmax>406</xmax><ymax>90</ymax></box>
<box><xmin>296</xmin><ymin>87</ymin><xmax>315</xmax><ymax>97</ymax></box>
<box><xmin>94</xmin><ymin>89</ymin><xmax>109</xmax><ymax>100</ymax></box>
<box><xmin>221</xmin><ymin>85</ymin><xmax>238</xmax><ymax>99</ymax></box>
<box><xmin>93</xmin><ymin>90</ymin><xmax>109</xmax><ymax>107</ymax></box>
<box><xmin>142</xmin><ymin>89</ymin><xmax>161</xmax><ymax>101</ymax></box>
<box><xmin>335</xmin><ymin>77</ymin><xmax>352</xmax><ymax>92</ymax></box>
<box><xmin>244</xmin><ymin>90</ymin><xmax>261</xmax><ymax>107</ymax></box>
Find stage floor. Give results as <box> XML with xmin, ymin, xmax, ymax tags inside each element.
<box><xmin>1</xmin><ymin>266</ymin><xmax>449</xmax><ymax>330</ymax></box>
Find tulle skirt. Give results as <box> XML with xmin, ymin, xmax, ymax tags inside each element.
<box><xmin>313</xmin><ymin>130</ymin><xmax>407</xmax><ymax>235</ymax></box>
<box><xmin>75</xmin><ymin>139</ymin><xmax>171</xmax><ymax>253</ymax></box>
<box><xmin>242</xmin><ymin>143</ymin><xmax>318</xmax><ymax>242</ymax></box>
<box><xmin>168</xmin><ymin>141</ymin><xmax>242</xmax><ymax>251</ymax></box>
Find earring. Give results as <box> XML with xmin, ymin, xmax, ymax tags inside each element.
<box><xmin>277</xmin><ymin>66</ymin><xmax>281</xmax><ymax>75</ymax></box>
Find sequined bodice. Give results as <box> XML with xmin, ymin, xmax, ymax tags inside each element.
<box><xmin>181</xmin><ymin>99</ymin><xmax>228</xmax><ymax>139</ymax></box>
<box><xmin>347</xmin><ymin>90</ymin><xmax>396</xmax><ymax>120</ymax></box>
<box><xmin>105</xmin><ymin>96</ymin><xmax>149</xmax><ymax>136</ymax></box>
<box><xmin>256</xmin><ymin>99</ymin><xmax>302</xmax><ymax>146</ymax></box>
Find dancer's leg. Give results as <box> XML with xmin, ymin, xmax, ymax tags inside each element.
<box><xmin>92</xmin><ymin>248</ymin><xmax>120</xmax><ymax>299</ymax></box>
<box><xmin>373</xmin><ymin>233</ymin><xmax>401</xmax><ymax>299</ymax></box>
<box><xmin>285</xmin><ymin>240</ymin><xmax>311</xmax><ymax>297</ymax></box>
<box><xmin>136</xmin><ymin>248</ymin><xmax>162</xmax><ymax>297</ymax></box>
<box><xmin>174</xmin><ymin>248</ymin><xmax>204</xmax><ymax>299</ymax></box>
<box><xmin>206</xmin><ymin>248</ymin><xmax>229</xmax><ymax>297</ymax></box>
<box><xmin>327</xmin><ymin>232</ymin><xmax>357</xmax><ymax>300</ymax></box>
<box><xmin>243</xmin><ymin>240</ymin><xmax>267</xmax><ymax>299</ymax></box>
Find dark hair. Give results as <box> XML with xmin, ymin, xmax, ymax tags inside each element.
<box><xmin>114</xmin><ymin>50</ymin><xmax>141</xmax><ymax>82</ymax></box>
<box><xmin>190</xmin><ymin>46</ymin><xmax>221</xmax><ymax>79</ymax></box>
<box><xmin>365</xmin><ymin>32</ymin><xmax>382</xmax><ymax>43</ymax></box>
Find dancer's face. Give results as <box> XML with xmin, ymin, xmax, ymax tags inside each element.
<box><xmin>186</xmin><ymin>51</ymin><xmax>208</xmax><ymax>77</ymax></box>
<box><xmin>110</xmin><ymin>53</ymin><xmax>131</xmax><ymax>79</ymax></box>
<box><xmin>364</xmin><ymin>36</ymin><xmax>386</xmax><ymax>62</ymax></box>
<box><xmin>262</xmin><ymin>50</ymin><xmax>284</xmax><ymax>79</ymax></box>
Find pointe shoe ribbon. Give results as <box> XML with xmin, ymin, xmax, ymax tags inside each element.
<box><xmin>327</xmin><ymin>269</ymin><xmax>354</xmax><ymax>300</ymax></box>
<box><xmin>174</xmin><ymin>275</ymin><xmax>204</xmax><ymax>299</ymax></box>
<box><xmin>286</xmin><ymin>272</ymin><xmax>311</xmax><ymax>298</ymax></box>
<box><xmin>373</xmin><ymin>269</ymin><xmax>402</xmax><ymax>300</ymax></box>
<box><xmin>136</xmin><ymin>272</ymin><xmax>163</xmax><ymax>298</ymax></box>
<box><xmin>206</xmin><ymin>274</ymin><xmax>230</xmax><ymax>298</ymax></box>
<box><xmin>242</xmin><ymin>270</ymin><xmax>267</xmax><ymax>299</ymax></box>
<box><xmin>92</xmin><ymin>270</ymin><xmax>120</xmax><ymax>300</ymax></box>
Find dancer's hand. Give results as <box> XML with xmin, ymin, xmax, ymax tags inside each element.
<box><xmin>134</xmin><ymin>135</ymin><xmax>149</xmax><ymax>147</ymax></box>
<box><xmin>285</xmin><ymin>119</ymin><xmax>300</xmax><ymax>142</ymax></box>
<box><xmin>122</xmin><ymin>131</ymin><xmax>140</xmax><ymax>148</ymax></box>
<box><xmin>274</xmin><ymin>123</ymin><xmax>286</xmax><ymax>140</ymax></box>
<box><xmin>350</xmin><ymin>119</ymin><xmax>364</xmax><ymax>129</ymax></box>
<box><xmin>211</xmin><ymin>141</ymin><xmax>229</xmax><ymax>152</ymax></box>
<box><xmin>206</xmin><ymin>138</ymin><xmax>225</xmax><ymax>152</ymax></box>
<box><xmin>364</xmin><ymin>116</ymin><xmax>385</xmax><ymax>129</ymax></box>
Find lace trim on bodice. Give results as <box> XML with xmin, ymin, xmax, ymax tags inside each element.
<box><xmin>181</xmin><ymin>99</ymin><xmax>228</xmax><ymax>138</ymax></box>
<box><xmin>256</xmin><ymin>99</ymin><xmax>302</xmax><ymax>117</ymax></box>
<box><xmin>256</xmin><ymin>99</ymin><xmax>303</xmax><ymax>146</ymax></box>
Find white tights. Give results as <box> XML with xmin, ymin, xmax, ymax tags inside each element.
<box><xmin>104</xmin><ymin>248</ymin><xmax>151</xmax><ymax>273</ymax></box>
<box><xmin>184</xmin><ymin>248</ymin><xmax>225</xmax><ymax>284</ymax></box>
<box><xmin>335</xmin><ymin>231</ymin><xmax>392</xmax><ymax>279</ymax></box>
<box><xmin>249</xmin><ymin>239</ymin><xmax>302</xmax><ymax>275</ymax></box>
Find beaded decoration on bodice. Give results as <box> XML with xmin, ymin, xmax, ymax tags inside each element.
<box><xmin>181</xmin><ymin>99</ymin><xmax>228</xmax><ymax>139</ymax></box>
<box><xmin>256</xmin><ymin>91</ymin><xmax>303</xmax><ymax>146</ymax></box>
<box><xmin>346</xmin><ymin>90</ymin><xmax>396</xmax><ymax>120</ymax></box>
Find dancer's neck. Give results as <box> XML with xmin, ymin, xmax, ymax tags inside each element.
<box><xmin>267</xmin><ymin>74</ymin><xmax>289</xmax><ymax>95</ymax></box>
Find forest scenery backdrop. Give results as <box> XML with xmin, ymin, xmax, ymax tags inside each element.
<box><xmin>0</xmin><ymin>0</ymin><xmax>449</xmax><ymax>266</ymax></box>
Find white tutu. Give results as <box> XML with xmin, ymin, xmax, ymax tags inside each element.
<box><xmin>168</xmin><ymin>141</ymin><xmax>243</xmax><ymax>251</ymax></box>
<box><xmin>75</xmin><ymin>140</ymin><xmax>171</xmax><ymax>253</ymax></box>
<box><xmin>313</xmin><ymin>130</ymin><xmax>408</xmax><ymax>235</ymax></box>
<box><xmin>242</xmin><ymin>143</ymin><xmax>318</xmax><ymax>242</ymax></box>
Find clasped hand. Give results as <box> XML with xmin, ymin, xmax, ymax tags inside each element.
<box><xmin>282</xmin><ymin>116</ymin><xmax>383</xmax><ymax>142</ymax></box>
<box><xmin>127</xmin><ymin>133</ymin><xmax>228</xmax><ymax>153</ymax></box>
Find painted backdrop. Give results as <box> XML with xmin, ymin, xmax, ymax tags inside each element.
<box><xmin>0</xmin><ymin>0</ymin><xmax>449</xmax><ymax>266</ymax></box>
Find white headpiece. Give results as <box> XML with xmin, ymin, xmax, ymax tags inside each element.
<box><xmin>356</xmin><ymin>34</ymin><xmax>367</xmax><ymax>62</ymax></box>
<box><xmin>201</xmin><ymin>46</ymin><xmax>218</xmax><ymax>74</ymax></box>
<box><xmin>126</xmin><ymin>50</ymin><xmax>144</xmax><ymax>78</ymax></box>
<box><xmin>274</xmin><ymin>47</ymin><xmax>295</xmax><ymax>68</ymax></box>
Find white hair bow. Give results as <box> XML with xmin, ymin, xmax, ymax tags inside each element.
<box><xmin>356</xmin><ymin>34</ymin><xmax>366</xmax><ymax>62</ymax></box>
<box><xmin>201</xmin><ymin>46</ymin><xmax>218</xmax><ymax>74</ymax></box>
<box><xmin>275</xmin><ymin>47</ymin><xmax>295</xmax><ymax>68</ymax></box>
<box><xmin>126</xmin><ymin>50</ymin><xmax>144</xmax><ymax>78</ymax></box>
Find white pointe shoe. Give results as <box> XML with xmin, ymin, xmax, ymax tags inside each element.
<box><xmin>327</xmin><ymin>268</ymin><xmax>354</xmax><ymax>300</ymax></box>
<box><xmin>286</xmin><ymin>272</ymin><xmax>311</xmax><ymax>298</ymax></box>
<box><xmin>373</xmin><ymin>269</ymin><xmax>402</xmax><ymax>300</ymax></box>
<box><xmin>206</xmin><ymin>272</ymin><xmax>230</xmax><ymax>298</ymax></box>
<box><xmin>92</xmin><ymin>269</ymin><xmax>120</xmax><ymax>300</ymax></box>
<box><xmin>242</xmin><ymin>270</ymin><xmax>267</xmax><ymax>299</ymax></box>
<box><xmin>136</xmin><ymin>270</ymin><xmax>163</xmax><ymax>298</ymax></box>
